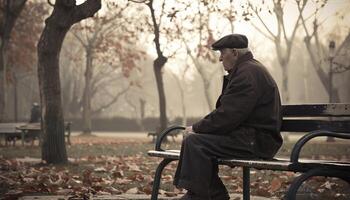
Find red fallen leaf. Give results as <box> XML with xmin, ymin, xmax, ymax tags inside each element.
<box><xmin>256</xmin><ymin>187</ymin><xmax>271</xmax><ymax>197</ymax></box>
<box><xmin>165</xmin><ymin>191</ymin><xmax>178</xmax><ymax>197</ymax></box>
<box><xmin>82</xmin><ymin>169</ymin><xmax>93</xmax><ymax>185</ymax></box>
<box><xmin>136</xmin><ymin>173</ymin><xmax>146</xmax><ymax>181</ymax></box>
<box><xmin>270</xmin><ymin>178</ymin><xmax>282</xmax><ymax>192</ymax></box>
<box><xmin>141</xmin><ymin>185</ymin><xmax>153</xmax><ymax>195</ymax></box>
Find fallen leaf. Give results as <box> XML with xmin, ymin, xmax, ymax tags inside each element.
<box><xmin>270</xmin><ymin>178</ymin><xmax>282</xmax><ymax>192</ymax></box>
<box><xmin>128</xmin><ymin>164</ymin><xmax>141</xmax><ymax>172</ymax></box>
<box><xmin>126</xmin><ymin>187</ymin><xmax>139</xmax><ymax>194</ymax></box>
<box><xmin>94</xmin><ymin>167</ymin><xmax>107</xmax><ymax>173</ymax></box>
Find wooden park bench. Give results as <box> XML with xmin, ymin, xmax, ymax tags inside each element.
<box><xmin>0</xmin><ymin>123</ymin><xmax>26</xmax><ymax>146</ymax></box>
<box><xmin>0</xmin><ymin>122</ymin><xmax>72</xmax><ymax>146</ymax></box>
<box><xmin>147</xmin><ymin>103</ymin><xmax>350</xmax><ymax>200</ymax></box>
<box><xmin>16</xmin><ymin>122</ymin><xmax>72</xmax><ymax>146</ymax></box>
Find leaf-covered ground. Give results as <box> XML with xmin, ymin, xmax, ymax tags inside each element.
<box><xmin>0</xmin><ymin>135</ymin><xmax>349</xmax><ymax>199</ymax></box>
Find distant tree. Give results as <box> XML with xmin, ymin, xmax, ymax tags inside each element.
<box><xmin>167</xmin><ymin>64</ymin><xmax>190</xmax><ymax>126</ymax></box>
<box><xmin>6</xmin><ymin>1</ymin><xmax>48</xmax><ymax>121</ymax></box>
<box><xmin>171</xmin><ymin>0</ymin><xmax>229</xmax><ymax>111</ymax></box>
<box><xmin>0</xmin><ymin>0</ymin><xmax>27</xmax><ymax>121</ymax></box>
<box><xmin>129</xmin><ymin>0</ymin><xmax>171</xmax><ymax>132</ymax></box>
<box><xmin>245</xmin><ymin>0</ymin><xmax>307</xmax><ymax>103</ymax></box>
<box><xmin>296</xmin><ymin>0</ymin><xmax>349</xmax><ymax>102</ymax></box>
<box><xmin>70</xmin><ymin>2</ymin><xmax>143</xmax><ymax>134</ymax></box>
<box><xmin>37</xmin><ymin>0</ymin><xmax>101</xmax><ymax>164</ymax></box>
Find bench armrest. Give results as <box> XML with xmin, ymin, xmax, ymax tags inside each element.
<box><xmin>290</xmin><ymin>130</ymin><xmax>350</xmax><ymax>163</ymax></box>
<box><xmin>155</xmin><ymin>126</ymin><xmax>185</xmax><ymax>151</ymax></box>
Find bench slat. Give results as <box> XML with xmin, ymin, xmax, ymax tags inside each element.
<box><xmin>282</xmin><ymin>104</ymin><xmax>350</xmax><ymax>117</ymax></box>
<box><xmin>281</xmin><ymin>119</ymin><xmax>350</xmax><ymax>133</ymax></box>
<box><xmin>148</xmin><ymin>150</ymin><xmax>350</xmax><ymax>172</ymax></box>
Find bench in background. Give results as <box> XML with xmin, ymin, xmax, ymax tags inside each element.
<box><xmin>147</xmin><ymin>104</ymin><xmax>350</xmax><ymax>200</ymax></box>
<box><xmin>0</xmin><ymin>122</ymin><xmax>72</xmax><ymax>146</ymax></box>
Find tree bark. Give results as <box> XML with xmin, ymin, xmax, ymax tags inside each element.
<box><xmin>37</xmin><ymin>0</ymin><xmax>101</xmax><ymax>164</ymax></box>
<box><xmin>281</xmin><ymin>62</ymin><xmax>289</xmax><ymax>103</ymax></box>
<box><xmin>82</xmin><ymin>49</ymin><xmax>93</xmax><ymax>134</ymax></box>
<box><xmin>153</xmin><ymin>57</ymin><xmax>167</xmax><ymax>131</ymax></box>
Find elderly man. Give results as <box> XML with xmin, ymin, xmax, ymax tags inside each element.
<box><xmin>173</xmin><ymin>34</ymin><xmax>283</xmax><ymax>200</ymax></box>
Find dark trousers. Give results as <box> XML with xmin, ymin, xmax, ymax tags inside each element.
<box><xmin>173</xmin><ymin>133</ymin><xmax>257</xmax><ymax>198</ymax></box>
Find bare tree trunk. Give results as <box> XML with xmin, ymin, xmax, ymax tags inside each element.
<box><xmin>170</xmin><ymin>71</ymin><xmax>187</xmax><ymax>126</ymax></box>
<box><xmin>184</xmin><ymin>43</ymin><xmax>214</xmax><ymax>111</ymax></box>
<box><xmin>82</xmin><ymin>49</ymin><xmax>93</xmax><ymax>134</ymax></box>
<box><xmin>37</xmin><ymin>0</ymin><xmax>101</xmax><ymax>164</ymax></box>
<box><xmin>153</xmin><ymin>58</ymin><xmax>167</xmax><ymax>130</ymax></box>
<box><xmin>303</xmin><ymin>36</ymin><xmax>341</xmax><ymax>101</ymax></box>
<box><xmin>281</xmin><ymin>63</ymin><xmax>289</xmax><ymax>103</ymax></box>
<box><xmin>147</xmin><ymin>0</ymin><xmax>168</xmax><ymax>132</ymax></box>
<box><xmin>38</xmin><ymin>22</ymin><xmax>69</xmax><ymax>164</ymax></box>
<box><xmin>13</xmin><ymin>72</ymin><xmax>18</xmax><ymax>122</ymax></box>
<box><xmin>0</xmin><ymin>0</ymin><xmax>27</xmax><ymax>122</ymax></box>
<box><xmin>139</xmin><ymin>98</ymin><xmax>146</xmax><ymax>131</ymax></box>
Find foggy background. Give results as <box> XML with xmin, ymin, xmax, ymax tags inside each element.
<box><xmin>3</xmin><ymin>0</ymin><xmax>350</xmax><ymax>132</ymax></box>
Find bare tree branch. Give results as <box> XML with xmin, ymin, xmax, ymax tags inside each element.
<box><xmin>92</xmin><ymin>84</ymin><xmax>130</xmax><ymax>115</ymax></box>
<box><xmin>335</xmin><ymin>32</ymin><xmax>350</xmax><ymax>57</ymax></box>
<box><xmin>47</xmin><ymin>0</ymin><xmax>55</xmax><ymax>6</ymax></box>
<box><xmin>248</xmin><ymin>2</ymin><xmax>276</xmax><ymax>40</ymax></box>
<box><xmin>249</xmin><ymin>22</ymin><xmax>275</xmax><ymax>41</ymax></box>
<box><xmin>72</xmin><ymin>0</ymin><xmax>101</xmax><ymax>24</ymax></box>
<box><xmin>158</xmin><ymin>0</ymin><xmax>166</xmax><ymax>28</ymax></box>
<box><xmin>71</xmin><ymin>31</ymin><xmax>88</xmax><ymax>48</ymax></box>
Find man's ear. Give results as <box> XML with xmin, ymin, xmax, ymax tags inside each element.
<box><xmin>232</xmin><ymin>49</ymin><xmax>238</xmax><ymax>56</ymax></box>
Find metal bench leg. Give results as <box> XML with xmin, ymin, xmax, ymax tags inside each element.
<box><xmin>243</xmin><ymin>167</ymin><xmax>250</xmax><ymax>200</ymax></box>
<box><xmin>286</xmin><ymin>168</ymin><xmax>350</xmax><ymax>200</ymax></box>
<box><xmin>151</xmin><ymin>158</ymin><xmax>175</xmax><ymax>200</ymax></box>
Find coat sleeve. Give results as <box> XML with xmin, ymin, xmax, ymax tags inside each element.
<box><xmin>192</xmin><ymin>70</ymin><xmax>259</xmax><ymax>134</ymax></box>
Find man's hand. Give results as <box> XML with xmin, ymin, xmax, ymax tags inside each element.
<box><xmin>183</xmin><ymin>126</ymin><xmax>194</xmax><ymax>138</ymax></box>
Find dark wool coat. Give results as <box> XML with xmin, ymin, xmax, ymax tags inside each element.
<box><xmin>192</xmin><ymin>52</ymin><xmax>283</xmax><ymax>159</ymax></box>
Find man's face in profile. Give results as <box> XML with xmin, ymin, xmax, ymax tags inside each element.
<box><xmin>219</xmin><ymin>48</ymin><xmax>237</xmax><ymax>72</ymax></box>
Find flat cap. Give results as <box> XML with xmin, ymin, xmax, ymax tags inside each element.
<box><xmin>211</xmin><ymin>34</ymin><xmax>248</xmax><ymax>50</ymax></box>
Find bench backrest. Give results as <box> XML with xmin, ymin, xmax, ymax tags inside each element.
<box><xmin>281</xmin><ymin>104</ymin><xmax>350</xmax><ymax>133</ymax></box>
